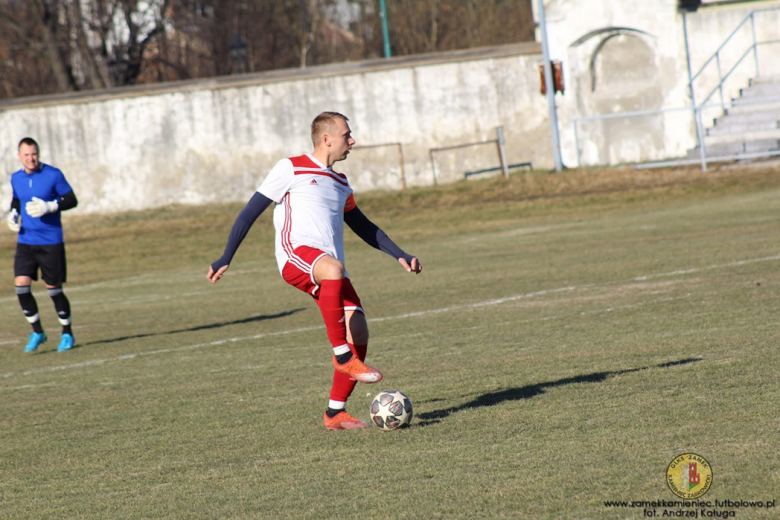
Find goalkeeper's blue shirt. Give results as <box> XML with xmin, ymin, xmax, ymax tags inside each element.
<box><xmin>11</xmin><ymin>163</ymin><xmax>73</xmax><ymax>246</ymax></box>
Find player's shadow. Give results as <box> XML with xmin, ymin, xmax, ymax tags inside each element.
<box><xmin>79</xmin><ymin>308</ymin><xmax>306</xmax><ymax>348</ymax></box>
<box><xmin>415</xmin><ymin>357</ymin><xmax>702</xmax><ymax>427</ymax></box>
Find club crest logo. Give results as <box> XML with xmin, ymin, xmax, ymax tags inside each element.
<box><xmin>666</xmin><ymin>453</ymin><xmax>713</xmax><ymax>499</ymax></box>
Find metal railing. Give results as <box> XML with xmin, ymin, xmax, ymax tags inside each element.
<box><xmin>689</xmin><ymin>7</ymin><xmax>778</xmax><ymax>112</ymax></box>
<box><xmin>572</xmin><ymin>6</ymin><xmax>780</xmax><ymax>171</ymax></box>
<box><xmin>429</xmin><ymin>126</ymin><xmax>510</xmax><ymax>185</ymax></box>
<box><xmin>686</xmin><ymin>6</ymin><xmax>780</xmax><ymax>170</ymax></box>
<box><xmin>351</xmin><ymin>142</ymin><xmax>407</xmax><ymax>190</ymax></box>
<box><xmin>573</xmin><ymin>94</ymin><xmax>780</xmax><ymax>168</ymax></box>
<box><xmin>464</xmin><ymin>162</ymin><xmax>533</xmax><ymax>179</ymax></box>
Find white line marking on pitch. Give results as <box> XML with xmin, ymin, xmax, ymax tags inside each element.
<box><xmin>1</xmin><ymin>254</ymin><xmax>778</xmax><ymax>380</ymax></box>
<box><xmin>2</xmin><ymin>325</ymin><xmax>323</xmax><ymax>379</ymax></box>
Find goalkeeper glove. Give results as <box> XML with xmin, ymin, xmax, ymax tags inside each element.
<box><xmin>7</xmin><ymin>209</ymin><xmax>20</xmax><ymax>232</ymax></box>
<box><xmin>26</xmin><ymin>196</ymin><xmax>59</xmax><ymax>218</ymax></box>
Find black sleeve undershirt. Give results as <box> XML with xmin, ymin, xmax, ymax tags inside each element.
<box><xmin>211</xmin><ymin>192</ymin><xmax>274</xmax><ymax>272</ymax></box>
<box><xmin>344</xmin><ymin>206</ymin><xmax>413</xmax><ymax>263</ymax></box>
<box><xmin>10</xmin><ymin>192</ymin><xmax>76</xmax><ymax>213</ymax></box>
<box><xmin>58</xmin><ymin>191</ymin><xmax>78</xmax><ymax>212</ymax></box>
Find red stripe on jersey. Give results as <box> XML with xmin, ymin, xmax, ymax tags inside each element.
<box><xmin>281</xmin><ymin>194</ymin><xmax>311</xmax><ymax>273</ymax></box>
<box><xmin>289</xmin><ymin>154</ymin><xmax>349</xmax><ymax>186</ymax></box>
<box><xmin>289</xmin><ymin>155</ymin><xmax>320</xmax><ymax>169</ymax></box>
<box><xmin>292</xmin><ymin>168</ymin><xmax>349</xmax><ymax>187</ymax></box>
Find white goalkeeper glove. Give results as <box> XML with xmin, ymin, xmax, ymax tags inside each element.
<box><xmin>7</xmin><ymin>209</ymin><xmax>20</xmax><ymax>232</ymax></box>
<box><xmin>26</xmin><ymin>196</ymin><xmax>59</xmax><ymax>218</ymax></box>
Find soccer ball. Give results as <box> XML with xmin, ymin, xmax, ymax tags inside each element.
<box><xmin>369</xmin><ymin>389</ymin><xmax>413</xmax><ymax>431</ymax></box>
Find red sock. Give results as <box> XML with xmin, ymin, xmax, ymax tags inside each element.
<box><xmin>330</xmin><ymin>343</ymin><xmax>368</xmax><ymax>402</ymax></box>
<box><xmin>318</xmin><ymin>279</ymin><xmax>347</xmax><ymax>348</ymax></box>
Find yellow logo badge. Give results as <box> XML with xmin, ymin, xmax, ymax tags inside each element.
<box><xmin>667</xmin><ymin>453</ymin><xmax>713</xmax><ymax>499</ymax></box>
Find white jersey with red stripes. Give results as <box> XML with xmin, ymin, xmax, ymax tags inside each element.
<box><xmin>258</xmin><ymin>154</ymin><xmax>357</xmax><ymax>275</ymax></box>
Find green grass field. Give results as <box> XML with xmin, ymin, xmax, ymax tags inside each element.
<box><xmin>1</xmin><ymin>165</ymin><xmax>779</xmax><ymax>519</ymax></box>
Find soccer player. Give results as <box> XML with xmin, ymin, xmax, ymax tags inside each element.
<box><xmin>208</xmin><ymin>112</ymin><xmax>422</xmax><ymax>430</ymax></box>
<box><xmin>7</xmin><ymin>137</ymin><xmax>79</xmax><ymax>352</ymax></box>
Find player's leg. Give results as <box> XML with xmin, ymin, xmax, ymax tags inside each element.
<box><xmin>40</xmin><ymin>244</ymin><xmax>74</xmax><ymax>351</ymax></box>
<box><xmin>324</xmin><ymin>288</ymin><xmax>371</xmax><ymax>429</ymax></box>
<box><xmin>14</xmin><ymin>244</ymin><xmax>47</xmax><ymax>352</ymax></box>
<box><xmin>325</xmin><ymin>278</ymin><xmax>368</xmax><ymax>430</ymax></box>
<box><xmin>310</xmin><ymin>254</ymin><xmax>381</xmax><ymax>383</ymax></box>
<box><xmin>46</xmin><ymin>286</ymin><xmax>74</xmax><ymax>351</ymax></box>
<box><xmin>280</xmin><ymin>248</ymin><xmax>380</xmax><ymax>429</ymax></box>
<box><xmin>282</xmin><ymin>247</ymin><xmax>350</xmax><ymax>356</ymax></box>
<box><xmin>311</xmin><ymin>254</ymin><xmax>349</xmax><ymax>353</ymax></box>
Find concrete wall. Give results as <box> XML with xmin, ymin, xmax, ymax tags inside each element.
<box><xmin>0</xmin><ymin>43</ymin><xmax>547</xmax><ymax>214</ymax></box>
<box><xmin>534</xmin><ymin>0</ymin><xmax>780</xmax><ymax>166</ymax></box>
<box><xmin>2</xmin><ymin>1</ymin><xmax>779</xmax><ymax>214</ymax></box>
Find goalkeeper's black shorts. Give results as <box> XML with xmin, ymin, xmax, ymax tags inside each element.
<box><xmin>14</xmin><ymin>243</ymin><xmax>67</xmax><ymax>286</ymax></box>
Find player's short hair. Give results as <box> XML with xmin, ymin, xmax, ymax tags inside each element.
<box><xmin>18</xmin><ymin>137</ymin><xmax>39</xmax><ymax>151</ymax></box>
<box><xmin>311</xmin><ymin>112</ymin><xmax>349</xmax><ymax>147</ymax></box>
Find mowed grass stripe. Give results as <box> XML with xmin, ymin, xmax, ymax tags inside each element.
<box><xmin>1</xmin><ymin>165</ymin><xmax>780</xmax><ymax>519</ymax></box>
<box><xmin>0</xmin><ymin>251</ymin><xmax>775</xmax><ymax>381</ymax></box>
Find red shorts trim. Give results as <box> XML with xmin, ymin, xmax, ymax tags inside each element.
<box><xmin>281</xmin><ymin>245</ymin><xmax>325</xmax><ymax>295</ymax></box>
<box><xmin>281</xmin><ymin>246</ymin><xmax>363</xmax><ymax>313</ymax></box>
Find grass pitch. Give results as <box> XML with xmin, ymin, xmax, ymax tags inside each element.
<box><xmin>1</xmin><ymin>164</ymin><xmax>779</xmax><ymax>519</ymax></box>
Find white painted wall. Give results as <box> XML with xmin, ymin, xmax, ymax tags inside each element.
<box><xmin>534</xmin><ymin>0</ymin><xmax>780</xmax><ymax>166</ymax></box>
<box><xmin>0</xmin><ymin>45</ymin><xmax>547</xmax><ymax>214</ymax></box>
<box><xmin>2</xmin><ymin>1</ymin><xmax>779</xmax><ymax>214</ymax></box>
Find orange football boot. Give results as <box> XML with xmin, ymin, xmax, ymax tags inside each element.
<box><xmin>333</xmin><ymin>355</ymin><xmax>383</xmax><ymax>383</ymax></box>
<box><xmin>324</xmin><ymin>410</ymin><xmax>369</xmax><ymax>430</ymax></box>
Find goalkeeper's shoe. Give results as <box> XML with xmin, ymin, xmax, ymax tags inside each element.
<box><xmin>57</xmin><ymin>333</ymin><xmax>75</xmax><ymax>352</ymax></box>
<box><xmin>324</xmin><ymin>410</ymin><xmax>369</xmax><ymax>430</ymax></box>
<box><xmin>24</xmin><ymin>332</ymin><xmax>47</xmax><ymax>352</ymax></box>
<box><xmin>333</xmin><ymin>355</ymin><xmax>383</xmax><ymax>383</ymax></box>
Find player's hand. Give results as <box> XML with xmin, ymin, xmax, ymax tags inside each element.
<box><xmin>7</xmin><ymin>209</ymin><xmax>20</xmax><ymax>232</ymax></box>
<box><xmin>399</xmin><ymin>257</ymin><xmax>422</xmax><ymax>274</ymax></box>
<box><xmin>207</xmin><ymin>264</ymin><xmax>229</xmax><ymax>284</ymax></box>
<box><xmin>26</xmin><ymin>197</ymin><xmax>59</xmax><ymax>218</ymax></box>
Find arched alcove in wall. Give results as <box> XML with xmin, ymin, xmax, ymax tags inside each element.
<box><xmin>590</xmin><ymin>33</ymin><xmax>660</xmax><ymax>104</ymax></box>
<box><xmin>569</xmin><ymin>28</ymin><xmax>665</xmax><ymax>164</ymax></box>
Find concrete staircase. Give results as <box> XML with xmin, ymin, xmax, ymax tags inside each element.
<box><xmin>687</xmin><ymin>75</ymin><xmax>780</xmax><ymax>159</ymax></box>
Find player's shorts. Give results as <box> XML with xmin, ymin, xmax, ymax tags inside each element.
<box><xmin>14</xmin><ymin>243</ymin><xmax>68</xmax><ymax>286</ymax></box>
<box><xmin>281</xmin><ymin>245</ymin><xmax>363</xmax><ymax>314</ymax></box>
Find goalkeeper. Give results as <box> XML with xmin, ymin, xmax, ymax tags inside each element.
<box><xmin>7</xmin><ymin>137</ymin><xmax>79</xmax><ymax>352</ymax></box>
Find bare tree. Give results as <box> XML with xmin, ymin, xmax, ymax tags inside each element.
<box><xmin>0</xmin><ymin>0</ymin><xmax>174</xmax><ymax>97</ymax></box>
<box><xmin>108</xmin><ymin>0</ymin><xmax>172</xmax><ymax>85</ymax></box>
<box><xmin>368</xmin><ymin>0</ymin><xmax>535</xmax><ymax>57</ymax></box>
<box><xmin>0</xmin><ymin>0</ymin><xmax>77</xmax><ymax>93</ymax></box>
<box><xmin>0</xmin><ymin>0</ymin><xmax>535</xmax><ymax>100</ymax></box>
<box><xmin>68</xmin><ymin>0</ymin><xmax>111</xmax><ymax>90</ymax></box>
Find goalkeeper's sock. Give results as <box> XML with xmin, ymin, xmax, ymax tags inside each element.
<box><xmin>319</xmin><ymin>278</ymin><xmax>348</xmax><ymax>351</ymax></box>
<box><xmin>16</xmin><ymin>286</ymin><xmax>44</xmax><ymax>333</ymax></box>
<box><xmin>48</xmin><ymin>287</ymin><xmax>72</xmax><ymax>334</ymax></box>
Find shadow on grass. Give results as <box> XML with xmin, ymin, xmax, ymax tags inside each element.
<box><xmin>415</xmin><ymin>357</ymin><xmax>702</xmax><ymax>427</ymax></box>
<box><xmin>77</xmin><ymin>308</ymin><xmax>306</xmax><ymax>348</ymax></box>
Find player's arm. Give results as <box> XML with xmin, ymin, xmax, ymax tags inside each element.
<box><xmin>7</xmin><ymin>197</ymin><xmax>21</xmax><ymax>232</ymax></box>
<box><xmin>344</xmin><ymin>205</ymin><xmax>422</xmax><ymax>274</ymax></box>
<box><xmin>207</xmin><ymin>192</ymin><xmax>274</xmax><ymax>283</ymax></box>
<box><xmin>25</xmin><ymin>190</ymin><xmax>78</xmax><ymax>217</ymax></box>
<box><xmin>58</xmin><ymin>191</ymin><xmax>78</xmax><ymax>211</ymax></box>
